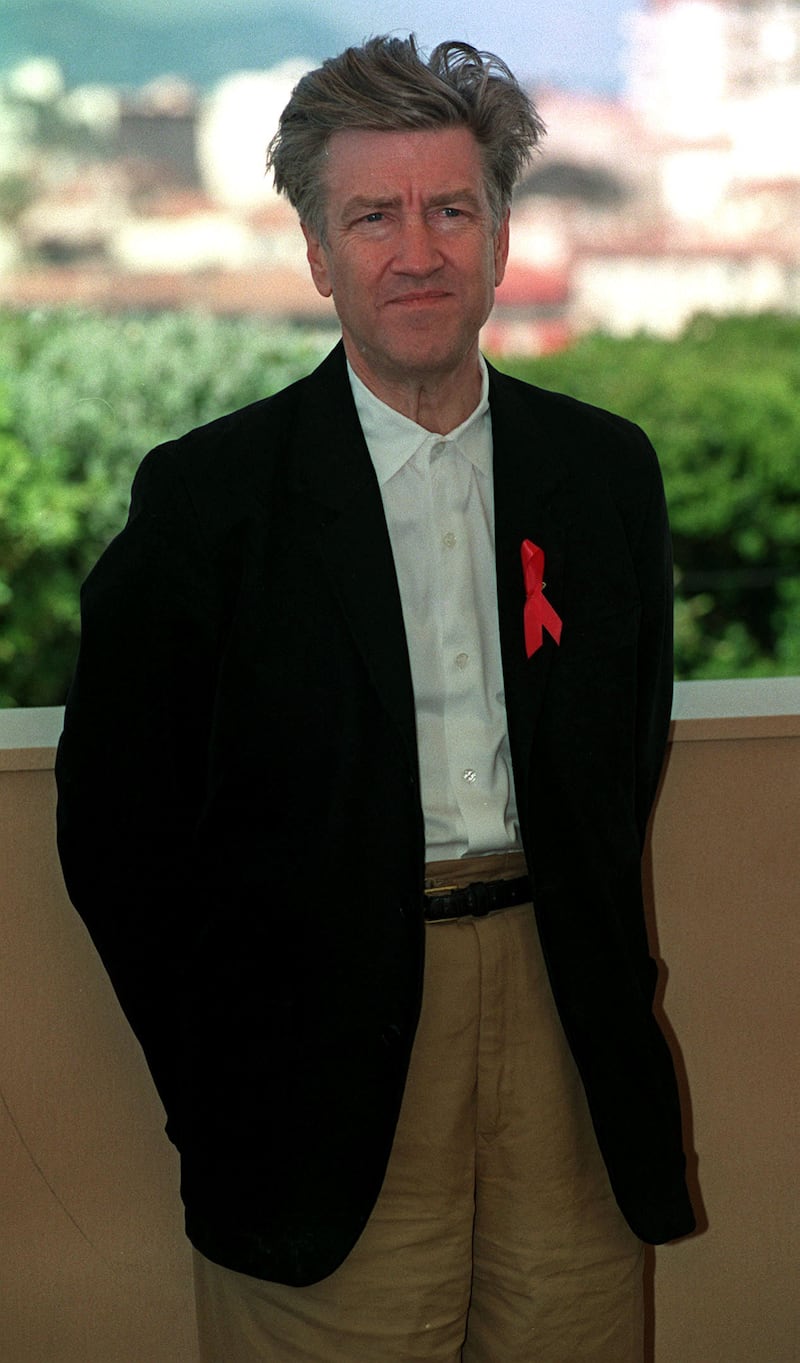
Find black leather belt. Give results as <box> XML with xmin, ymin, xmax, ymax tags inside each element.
<box><xmin>423</xmin><ymin>875</ymin><xmax>531</xmax><ymax>923</ymax></box>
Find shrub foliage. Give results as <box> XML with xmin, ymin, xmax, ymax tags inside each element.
<box><xmin>0</xmin><ymin>310</ymin><xmax>334</xmax><ymax>706</ymax></box>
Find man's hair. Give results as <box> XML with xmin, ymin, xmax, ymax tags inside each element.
<box><xmin>266</xmin><ymin>35</ymin><xmax>545</xmax><ymax>240</ymax></box>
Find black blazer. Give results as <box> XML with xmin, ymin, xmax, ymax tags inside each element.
<box><xmin>56</xmin><ymin>343</ymin><xmax>695</xmax><ymax>1286</ymax></box>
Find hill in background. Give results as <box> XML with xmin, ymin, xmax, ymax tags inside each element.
<box><xmin>2</xmin><ymin>1</ymin><xmax>346</xmax><ymax>88</ymax></box>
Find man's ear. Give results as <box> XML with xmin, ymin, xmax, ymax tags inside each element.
<box><xmin>302</xmin><ymin>223</ymin><xmax>333</xmax><ymax>299</ymax></box>
<box><xmin>493</xmin><ymin>210</ymin><xmax>510</xmax><ymax>289</ymax></box>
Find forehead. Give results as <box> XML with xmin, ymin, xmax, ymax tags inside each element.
<box><xmin>322</xmin><ymin>126</ymin><xmax>488</xmax><ymax>203</ymax></box>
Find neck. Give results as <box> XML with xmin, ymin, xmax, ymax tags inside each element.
<box><xmin>343</xmin><ymin>342</ymin><xmax>483</xmax><ymax>434</ymax></box>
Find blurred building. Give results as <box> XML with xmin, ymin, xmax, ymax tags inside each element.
<box><xmin>196</xmin><ymin>60</ymin><xmax>311</xmax><ymax>208</ymax></box>
<box><xmin>118</xmin><ymin>78</ymin><xmax>200</xmax><ymax>189</ymax></box>
<box><xmin>3</xmin><ymin>7</ymin><xmax>800</xmax><ymax>345</ymax></box>
<box><xmin>560</xmin><ymin>0</ymin><xmax>800</xmax><ymax>336</ymax></box>
<box><xmin>627</xmin><ymin>0</ymin><xmax>800</xmax><ymax>219</ymax></box>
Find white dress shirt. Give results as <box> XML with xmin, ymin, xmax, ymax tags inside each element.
<box><xmin>348</xmin><ymin>359</ymin><xmax>521</xmax><ymax>862</ymax></box>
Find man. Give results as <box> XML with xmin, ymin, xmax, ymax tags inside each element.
<box><xmin>56</xmin><ymin>35</ymin><xmax>695</xmax><ymax>1363</ymax></box>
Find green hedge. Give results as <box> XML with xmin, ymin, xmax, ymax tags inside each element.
<box><xmin>1</xmin><ymin>308</ymin><xmax>798</xmax><ymax>706</ymax></box>
<box><xmin>0</xmin><ymin>310</ymin><xmax>334</xmax><ymax>707</ymax></box>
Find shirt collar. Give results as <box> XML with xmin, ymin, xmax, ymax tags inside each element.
<box><xmin>348</xmin><ymin>356</ymin><xmax>492</xmax><ymax>487</ymax></box>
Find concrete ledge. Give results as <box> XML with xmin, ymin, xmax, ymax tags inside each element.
<box><xmin>2</xmin><ymin>680</ymin><xmax>798</xmax><ymax>770</ymax></box>
<box><xmin>669</xmin><ymin>677</ymin><xmax>800</xmax><ymax>742</ymax></box>
<box><xmin>0</xmin><ymin>707</ymin><xmax>64</xmax><ymax>771</ymax></box>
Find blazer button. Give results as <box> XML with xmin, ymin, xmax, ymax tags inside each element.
<box><xmin>381</xmin><ymin>1023</ymin><xmax>402</xmax><ymax>1048</ymax></box>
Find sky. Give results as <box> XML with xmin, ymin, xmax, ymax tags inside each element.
<box><xmin>80</xmin><ymin>0</ymin><xmax>642</xmax><ymax>93</ymax></box>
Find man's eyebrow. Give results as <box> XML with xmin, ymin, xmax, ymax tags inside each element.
<box><xmin>339</xmin><ymin>188</ymin><xmax>484</xmax><ymax>220</ymax></box>
<box><xmin>426</xmin><ymin>188</ymin><xmax>483</xmax><ymax>210</ymax></box>
<box><xmin>340</xmin><ymin>194</ymin><xmax>402</xmax><ymax>220</ymax></box>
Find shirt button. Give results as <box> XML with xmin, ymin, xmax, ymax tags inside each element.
<box><xmin>442</xmin><ymin>531</ymin><xmax>457</xmax><ymax>549</ymax></box>
<box><xmin>455</xmin><ymin>652</ymin><xmax>469</xmax><ymax>670</ymax></box>
<box><xmin>462</xmin><ymin>768</ymin><xmax>477</xmax><ymax>783</ymax></box>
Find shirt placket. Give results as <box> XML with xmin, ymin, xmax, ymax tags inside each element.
<box><xmin>431</xmin><ymin>442</ymin><xmax>494</xmax><ymax>849</ymax></box>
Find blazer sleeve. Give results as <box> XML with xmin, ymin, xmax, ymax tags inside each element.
<box><xmin>629</xmin><ymin>434</ymin><xmax>674</xmax><ymax>847</ymax></box>
<box><xmin>55</xmin><ymin>445</ymin><xmax>221</xmax><ymax>1125</ymax></box>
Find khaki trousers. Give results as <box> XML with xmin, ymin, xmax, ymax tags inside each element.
<box><xmin>193</xmin><ymin>879</ymin><xmax>644</xmax><ymax>1362</ymax></box>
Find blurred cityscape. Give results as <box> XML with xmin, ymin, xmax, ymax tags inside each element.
<box><xmin>2</xmin><ymin>0</ymin><xmax>800</xmax><ymax>352</ymax></box>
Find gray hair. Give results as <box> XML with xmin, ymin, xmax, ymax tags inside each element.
<box><xmin>266</xmin><ymin>35</ymin><xmax>545</xmax><ymax>240</ymax></box>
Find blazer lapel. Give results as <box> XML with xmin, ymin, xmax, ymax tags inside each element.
<box><xmin>489</xmin><ymin>365</ymin><xmax>570</xmax><ymax>822</ymax></box>
<box><xmin>287</xmin><ymin>345</ymin><xmax>419</xmax><ymax>773</ymax></box>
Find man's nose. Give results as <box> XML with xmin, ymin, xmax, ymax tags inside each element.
<box><xmin>391</xmin><ymin>217</ymin><xmax>442</xmax><ymax>274</ymax></box>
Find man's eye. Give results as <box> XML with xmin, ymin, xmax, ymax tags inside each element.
<box><xmin>363</xmin><ymin>212</ymin><xmax>385</xmax><ymax>223</ymax></box>
<box><xmin>440</xmin><ymin>207</ymin><xmax>462</xmax><ymax>218</ymax></box>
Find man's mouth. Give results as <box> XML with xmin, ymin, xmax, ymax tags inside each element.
<box><xmin>387</xmin><ymin>290</ymin><xmax>451</xmax><ymax>305</ymax></box>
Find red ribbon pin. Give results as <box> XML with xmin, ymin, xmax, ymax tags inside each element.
<box><xmin>521</xmin><ymin>539</ymin><xmax>562</xmax><ymax>658</ymax></box>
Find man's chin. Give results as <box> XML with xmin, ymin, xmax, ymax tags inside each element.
<box><xmin>375</xmin><ymin>337</ymin><xmax>475</xmax><ymax>385</ymax></box>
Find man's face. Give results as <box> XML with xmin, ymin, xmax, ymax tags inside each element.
<box><xmin>302</xmin><ymin>126</ymin><xmax>509</xmax><ymax>401</ymax></box>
